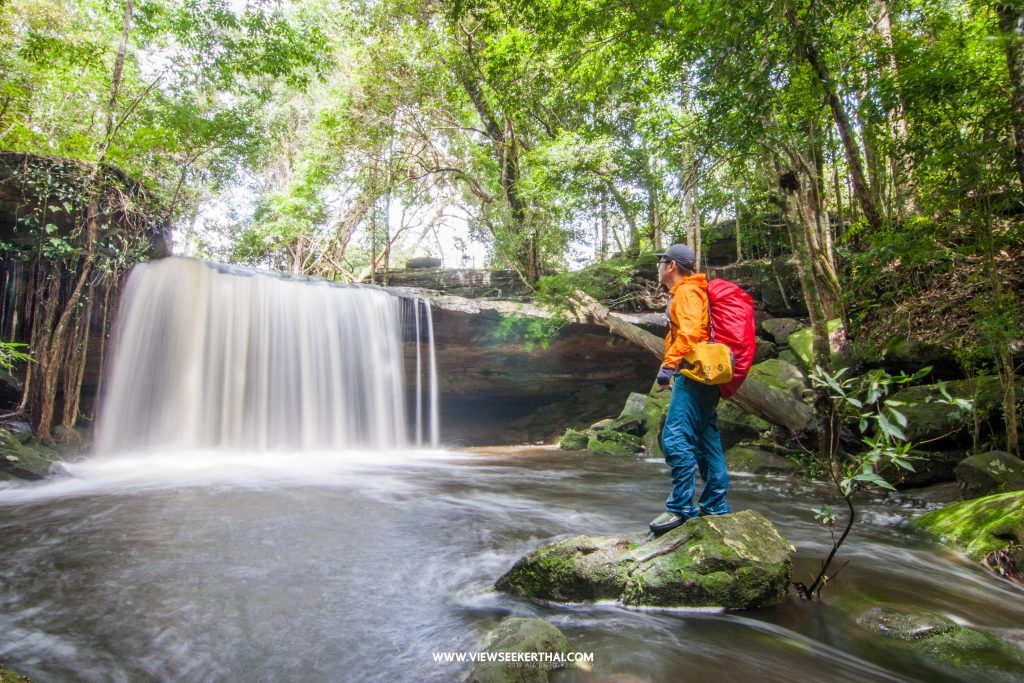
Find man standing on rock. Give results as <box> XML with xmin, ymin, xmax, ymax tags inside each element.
<box><xmin>649</xmin><ymin>244</ymin><xmax>730</xmax><ymax>535</ymax></box>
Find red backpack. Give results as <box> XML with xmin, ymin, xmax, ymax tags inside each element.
<box><xmin>706</xmin><ymin>279</ymin><xmax>757</xmax><ymax>399</ymax></box>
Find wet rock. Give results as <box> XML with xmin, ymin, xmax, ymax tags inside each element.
<box><xmin>746</xmin><ymin>359</ymin><xmax>807</xmax><ymax>401</ymax></box>
<box><xmin>0</xmin><ymin>420</ymin><xmax>32</xmax><ymax>444</ymax></box>
<box><xmin>912</xmin><ymin>491</ymin><xmax>1024</xmax><ymax>581</ymax></box>
<box><xmin>761</xmin><ymin>318</ymin><xmax>804</xmax><ymax>345</ymax></box>
<box><xmin>466</xmin><ymin>617</ymin><xmax>569</xmax><ymax>683</ymax></box>
<box><xmin>725</xmin><ymin>445</ymin><xmax>796</xmax><ymax>475</ymax></box>
<box><xmin>956</xmin><ymin>451</ymin><xmax>1024</xmax><ymax>499</ymax></box>
<box><xmin>841</xmin><ymin>599</ymin><xmax>1024</xmax><ymax>681</ymax></box>
<box><xmin>494</xmin><ymin>510</ymin><xmax>792</xmax><ymax>609</ymax></box>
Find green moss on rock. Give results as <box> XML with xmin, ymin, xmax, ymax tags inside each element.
<box><xmin>494</xmin><ymin>510</ymin><xmax>792</xmax><ymax>609</ymax></box>
<box><xmin>912</xmin><ymin>490</ymin><xmax>1024</xmax><ymax>560</ymax></box>
<box><xmin>586</xmin><ymin>430</ymin><xmax>643</xmax><ymax>456</ymax></box>
<box><xmin>725</xmin><ymin>445</ymin><xmax>797</xmax><ymax>475</ymax></box>
<box><xmin>746</xmin><ymin>359</ymin><xmax>807</xmax><ymax>401</ymax></box>
<box><xmin>558</xmin><ymin>428</ymin><xmax>590</xmax><ymax>451</ymax></box>
<box><xmin>467</xmin><ymin>617</ymin><xmax>570</xmax><ymax>683</ymax></box>
<box><xmin>839</xmin><ymin>598</ymin><xmax>1024</xmax><ymax>679</ymax></box>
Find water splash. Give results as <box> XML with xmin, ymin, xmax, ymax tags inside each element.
<box><xmin>93</xmin><ymin>257</ymin><xmax>438</xmax><ymax>453</ymax></box>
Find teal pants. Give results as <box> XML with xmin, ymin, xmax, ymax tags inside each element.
<box><xmin>661</xmin><ymin>375</ymin><xmax>730</xmax><ymax>518</ymax></box>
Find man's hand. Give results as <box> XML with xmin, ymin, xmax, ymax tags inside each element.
<box><xmin>656</xmin><ymin>365</ymin><xmax>675</xmax><ymax>387</ymax></box>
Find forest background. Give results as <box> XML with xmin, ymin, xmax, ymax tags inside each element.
<box><xmin>0</xmin><ymin>0</ymin><xmax>1021</xmax><ymax>449</ymax></box>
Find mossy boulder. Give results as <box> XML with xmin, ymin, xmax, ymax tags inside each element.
<box><xmin>586</xmin><ymin>430</ymin><xmax>643</xmax><ymax>456</ymax></box>
<box><xmin>956</xmin><ymin>451</ymin><xmax>1024</xmax><ymax>499</ymax></box>
<box><xmin>0</xmin><ymin>427</ymin><xmax>88</xmax><ymax>481</ymax></box>
<box><xmin>494</xmin><ymin>510</ymin><xmax>792</xmax><ymax>609</ymax></box>
<box><xmin>912</xmin><ymin>490</ymin><xmax>1024</xmax><ymax>561</ymax></box>
<box><xmin>761</xmin><ymin>318</ymin><xmax>803</xmax><ymax>345</ymax></box>
<box><xmin>559</xmin><ymin>428</ymin><xmax>590</xmax><ymax>451</ymax></box>
<box><xmin>717</xmin><ymin>401</ymin><xmax>772</xmax><ymax>448</ymax></box>
<box><xmin>466</xmin><ymin>617</ymin><xmax>570</xmax><ymax>683</ymax></box>
<box><xmin>746</xmin><ymin>359</ymin><xmax>807</xmax><ymax>401</ymax></box>
<box><xmin>892</xmin><ymin>375</ymin><xmax>1018</xmax><ymax>445</ymax></box>
<box><xmin>0</xmin><ymin>664</ymin><xmax>32</xmax><ymax>683</ymax></box>
<box><xmin>725</xmin><ymin>445</ymin><xmax>797</xmax><ymax>475</ymax></box>
<box><xmin>641</xmin><ymin>399</ymin><xmax>667</xmax><ymax>459</ymax></box>
<box><xmin>840</xmin><ymin>598</ymin><xmax>1024</xmax><ymax>681</ymax></box>
<box><xmin>787</xmin><ymin>319</ymin><xmax>851</xmax><ymax>372</ymax></box>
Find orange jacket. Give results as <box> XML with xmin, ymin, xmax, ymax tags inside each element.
<box><xmin>663</xmin><ymin>273</ymin><xmax>711</xmax><ymax>370</ymax></box>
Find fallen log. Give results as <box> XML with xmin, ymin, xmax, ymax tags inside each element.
<box><xmin>572</xmin><ymin>291</ymin><xmax>816</xmax><ymax>435</ymax></box>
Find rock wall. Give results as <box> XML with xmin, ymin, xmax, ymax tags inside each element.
<box><xmin>393</xmin><ymin>289</ymin><xmax>657</xmax><ymax>445</ymax></box>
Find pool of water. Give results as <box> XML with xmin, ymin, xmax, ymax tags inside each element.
<box><xmin>0</xmin><ymin>447</ymin><xmax>1022</xmax><ymax>682</ymax></box>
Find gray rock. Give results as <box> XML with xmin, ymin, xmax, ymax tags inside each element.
<box><xmin>956</xmin><ymin>451</ymin><xmax>1024</xmax><ymax>499</ymax></box>
<box><xmin>467</xmin><ymin>617</ymin><xmax>570</xmax><ymax>683</ymax></box>
<box><xmin>494</xmin><ymin>509</ymin><xmax>793</xmax><ymax>609</ymax></box>
<box><xmin>1</xmin><ymin>421</ymin><xmax>32</xmax><ymax>444</ymax></box>
<box><xmin>752</xmin><ymin>339</ymin><xmax>778</xmax><ymax>364</ymax></box>
<box><xmin>761</xmin><ymin>318</ymin><xmax>804</xmax><ymax>345</ymax></box>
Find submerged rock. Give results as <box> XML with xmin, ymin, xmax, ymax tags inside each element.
<box><xmin>466</xmin><ymin>617</ymin><xmax>569</xmax><ymax>683</ymax></box>
<box><xmin>494</xmin><ymin>510</ymin><xmax>792</xmax><ymax>609</ymax></box>
<box><xmin>955</xmin><ymin>451</ymin><xmax>1024</xmax><ymax>499</ymax></box>
<box><xmin>841</xmin><ymin>598</ymin><xmax>1024</xmax><ymax>681</ymax></box>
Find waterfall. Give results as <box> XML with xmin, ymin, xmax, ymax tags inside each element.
<box><xmin>93</xmin><ymin>257</ymin><xmax>439</xmax><ymax>453</ymax></box>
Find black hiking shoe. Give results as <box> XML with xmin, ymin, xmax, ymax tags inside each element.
<box><xmin>648</xmin><ymin>511</ymin><xmax>687</xmax><ymax>535</ymax></box>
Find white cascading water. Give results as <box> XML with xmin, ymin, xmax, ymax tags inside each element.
<box><xmin>93</xmin><ymin>256</ymin><xmax>439</xmax><ymax>454</ymax></box>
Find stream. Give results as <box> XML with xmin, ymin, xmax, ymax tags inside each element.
<box><xmin>1</xmin><ymin>446</ymin><xmax>1022</xmax><ymax>682</ymax></box>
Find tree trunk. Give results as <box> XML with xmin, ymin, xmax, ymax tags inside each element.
<box><xmin>999</xmin><ymin>2</ymin><xmax>1024</xmax><ymax>194</ymax></box>
<box><xmin>772</xmin><ymin>163</ymin><xmax>837</xmax><ymax>458</ymax></box>
<box><xmin>787</xmin><ymin>4</ymin><xmax>884</xmax><ymax>231</ymax></box>
<box><xmin>873</xmin><ymin>0</ymin><xmax>918</xmax><ymax>218</ymax></box>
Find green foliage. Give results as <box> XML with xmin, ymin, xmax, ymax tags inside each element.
<box><xmin>534</xmin><ymin>257</ymin><xmax>646</xmax><ymax>311</ymax></box>
<box><xmin>0</xmin><ymin>342</ymin><xmax>33</xmax><ymax>371</ymax></box>
<box><xmin>491</xmin><ymin>314</ymin><xmax>564</xmax><ymax>350</ymax></box>
<box><xmin>809</xmin><ymin>365</ymin><xmax>942</xmax><ymax>495</ymax></box>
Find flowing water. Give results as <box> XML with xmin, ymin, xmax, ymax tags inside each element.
<box><xmin>1</xmin><ymin>258</ymin><xmax>1023</xmax><ymax>682</ymax></box>
<box><xmin>0</xmin><ymin>449</ymin><xmax>1023</xmax><ymax>682</ymax></box>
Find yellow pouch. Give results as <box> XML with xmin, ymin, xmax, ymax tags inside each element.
<box><xmin>679</xmin><ymin>341</ymin><xmax>734</xmax><ymax>385</ymax></box>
